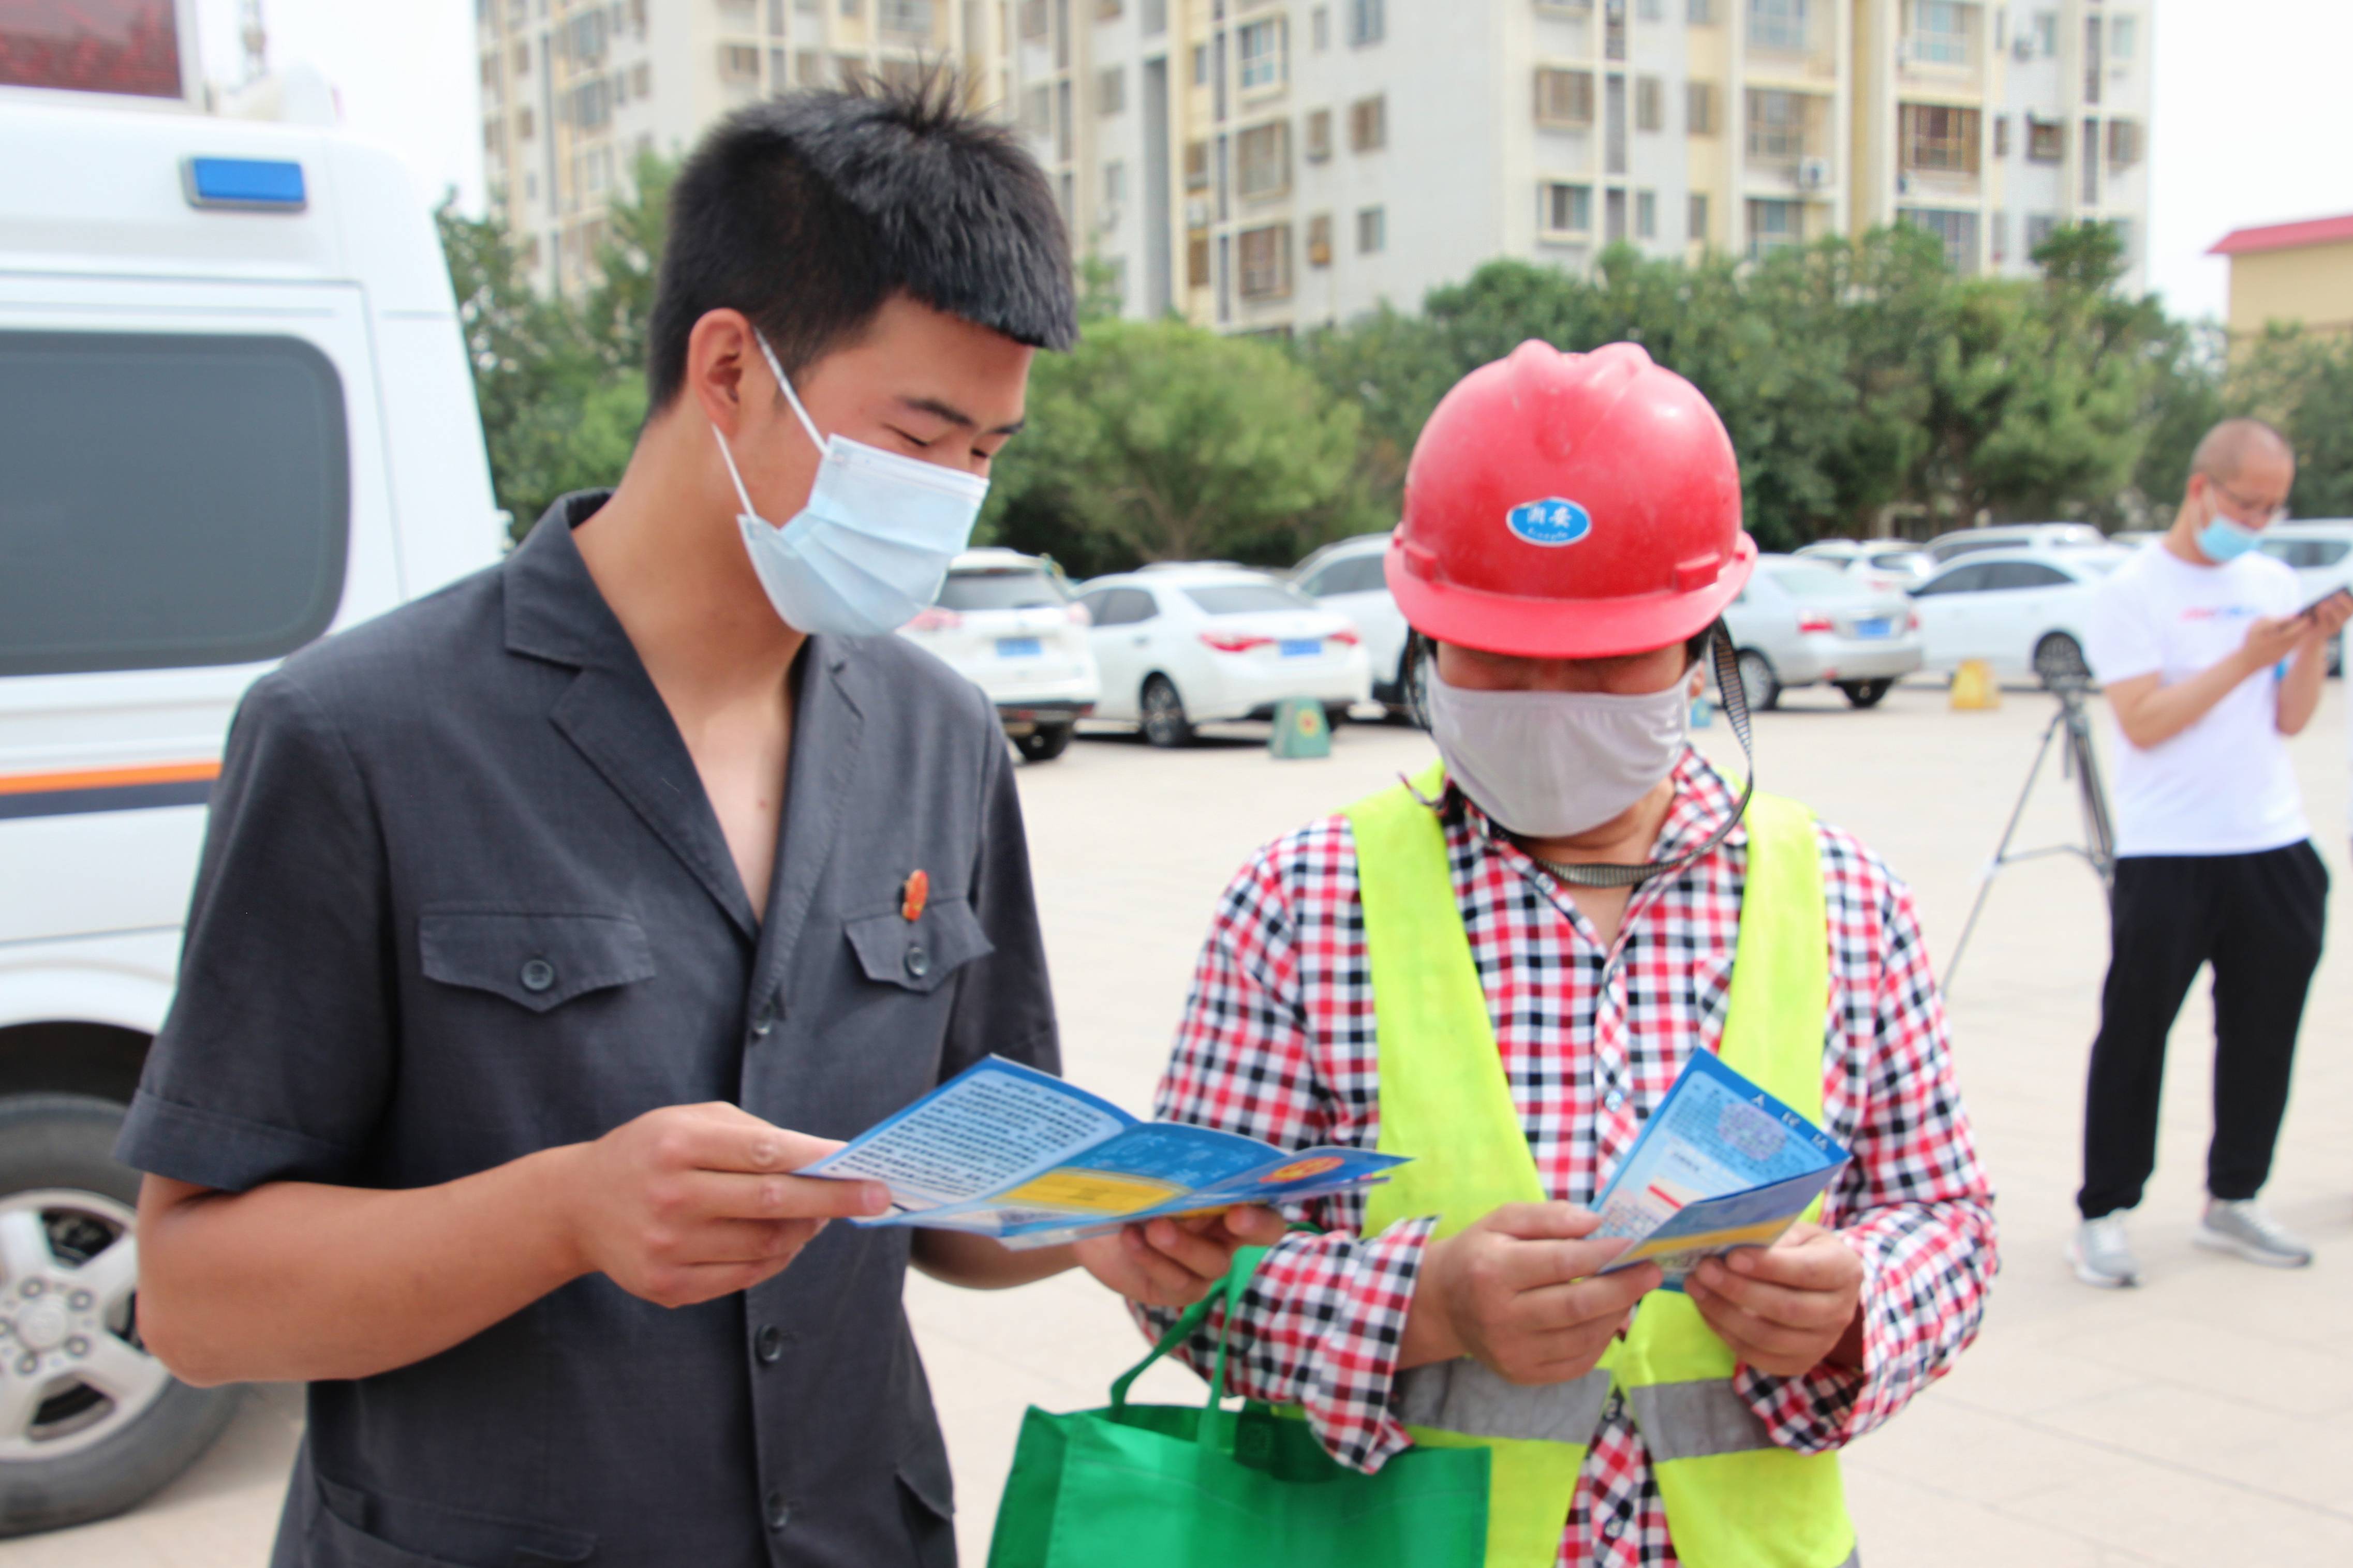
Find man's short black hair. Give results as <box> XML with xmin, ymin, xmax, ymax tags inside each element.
<box><xmin>646</xmin><ymin>72</ymin><xmax>1077</xmax><ymax>412</ymax></box>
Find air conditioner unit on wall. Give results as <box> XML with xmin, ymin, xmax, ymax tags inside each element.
<box><xmin>2011</xmin><ymin>35</ymin><xmax>2034</xmax><ymax>63</ymax></box>
<box><xmin>1798</xmin><ymin>157</ymin><xmax>1831</xmax><ymax>190</ymax></box>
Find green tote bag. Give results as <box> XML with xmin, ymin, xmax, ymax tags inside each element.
<box><xmin>986</xmin><ymin>1245</ymin><xmax>1489</xmax><ymax>1568</ymax></box>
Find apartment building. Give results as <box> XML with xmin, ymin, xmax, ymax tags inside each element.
<box><xmin>1009</xmin><ymin>0</ymin><xmax>2151</xmax><ymax>336</ymax></box>
<box><xmin>477</xmin><ymin>0</ymin><xmax>1008</xmax><ymax>296</ymax></box>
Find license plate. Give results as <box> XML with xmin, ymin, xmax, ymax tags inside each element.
<box><xmin>1852</xmin><ymin>618</ymin><xmax>1892</xmax><ymax>639</ymax></box>
<box><xmin>1279</xmin><ymin>638</ymin><xmax>1322</xmax><ymax>658</ymax></box>
<box><xmin>996</xmin><ymin>637</ymin><xmax>1043</xmax><ymax>659</ymax></box>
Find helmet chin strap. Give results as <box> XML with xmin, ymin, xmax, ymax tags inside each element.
<box><xmin>1520</xmin><ymin>622</ymin><xmax>1756</xmax><ymax>890</ymax></box>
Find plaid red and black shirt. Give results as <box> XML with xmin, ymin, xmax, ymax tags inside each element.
<box><xmin>1139</xmin><ymin>749</ymin><xmax>1997</xmax><ymax>1568</ymax></box>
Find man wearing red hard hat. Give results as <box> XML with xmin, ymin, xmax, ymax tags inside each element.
<box><xmin>1144</xmin><ymin>342</ymin><xmax>1997</xmax><ymax>1567</ymax></box>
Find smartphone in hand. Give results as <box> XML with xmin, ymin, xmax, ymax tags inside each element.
<box><xmin>2297</xmin><ymin>585</ymin><xmax>2353</xmax><ymax>620</ymax></box>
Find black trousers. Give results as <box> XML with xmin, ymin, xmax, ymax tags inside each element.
<box><xmin>2078</xmin><ymin>842</ymin><xmax>2329</xmax><ymax>1219</ymax></box>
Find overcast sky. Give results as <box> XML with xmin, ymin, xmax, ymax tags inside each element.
<box><xmin>191</xmin><ymin>0</ymin><xmax>2353</xmax><ymax>325</ymax></box>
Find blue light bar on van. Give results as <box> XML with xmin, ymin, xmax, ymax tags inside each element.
<box><xmin>182</xmin><ymin>157</ymin><xmax>307</xmax><ymax>212</ymax></box>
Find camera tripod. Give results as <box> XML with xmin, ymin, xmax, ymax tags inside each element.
<box><xmin>1946</xmin><ymin>680</ymin><xmax>2117</xmax><ymax>987</ymax></box>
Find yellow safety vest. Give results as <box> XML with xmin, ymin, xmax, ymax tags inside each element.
<box><xmin>1344</xmin><ymin>763</ymin><xmax>1857</xmax><ymax>1568</ymax></box>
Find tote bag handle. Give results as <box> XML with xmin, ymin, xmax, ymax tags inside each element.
<box><xmin>1107</xmin><ymin>1243</ymin><xmax>1274</xmax><ymax>1436</ymax></box>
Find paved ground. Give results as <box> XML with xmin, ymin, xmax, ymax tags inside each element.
<box><xmin>13</xmin><ymin>678</ymin><xmax>2353</xmax><ymax>1566</ymax></box>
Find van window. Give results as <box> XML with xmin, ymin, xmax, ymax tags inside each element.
<box><xmin>937</xmin><ymin>568</ymin><xmax>1067</xmax><ymax>610</ymax></box>
<box><xmin>0</xmin><ymin>332</ymin><xmax>349</xmax><ymax>677</ymax></box>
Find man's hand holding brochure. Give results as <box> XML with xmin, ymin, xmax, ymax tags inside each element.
<box><xmin>804</xmin><ymin>1057</ymin><xmax>1407</xmax><ymax>1248</ymax></box>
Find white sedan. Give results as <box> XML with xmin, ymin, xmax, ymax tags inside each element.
<box><xmin>1908</xmin><ymin>547</ymin><xmax>2125</xmax><ymax>685</ymax></box>
<box><xmin>1074</xmin><ymin>566</ymin><xmax>1373</xmax><ymax>746</ymax></box>
<box><xmin>897</xmin><ymin>548</ymin><xmax>1099</xmax><ymax>761</ymax></box>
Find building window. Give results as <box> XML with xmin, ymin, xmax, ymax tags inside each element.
<box><xmin>1188</xmin><ymin>232</ymin><xmax>1211</xmax><ymax>287</ymax></box>
<box><xmin>1540</xmin><ymin>181</ymin><xmax>1592</xmax><ymax>237</ymax></box>
<box><xmin>1901</xmin><ymin>104</ymin><xmax>1979</xmax><ymax>174</ymax></box>
<box><xmin>1238</xmin><ymin>223</ymin><xmax>1293</xmax><ymax>299</ymax></box>
<box><xmin>1635</xmin><ymin>75</ymin><xmax>1663</xmax><ymax>132</ymax></box>
<box><xmin>840</xmin><ymin>0</ymin><xmax>860</xmax><ymax>16</ymax></box>
<box><xmin>1019</xmin><ymin>0</ymin><xmax>1048</xmax><ymax>36</ymax></box>
<box><xmin>1747</xmin><ymin>197</ymin><xmax>1800</xmax><ymax>255</ymax></box>
<box><xmin>1184</xmin><ymin>139</ymin><xmax>1209</xmax><ymax>190</ymax></box>
<box><xmin>2024</xmin><ymin>212</ymin><xmax>2056</xmax><ymax>254</ymax></box>
<box><xmin>1096</xmin><ymin>0</ymin><xmax>1123</xmax><ymax>18</ymax></box>
<box><xmin>513</xmin><ymin>41</ymin><xmax>529</xmax><ymax>75</ymax></box>
<box><xmin>1103</xmin><ymin>160</ymin><xmax>1126</xmax><ymax>209</ymax></box>
<box><xmin>1745</xmin><ymin>89</ymin><xmax>1811</xmax><ymax>164</ymax></box>
<box><xmin>1989</xmin><ymin>210</ymin><xmax>2007</xmax><ymax>263</ymax></box>
<box><xmin>2031</xmin><ymin>10</ymin><xmax>2056</xmax><ymax>56</ymax></box>
<box><xmin>1191</xmin><ymin>43</ymin><xmax>1209</xmax><ymax>85</ymax></box>
<box><xmin>1638</xmin><ymin>0</ymin><xmax>1664</xmax><ymax>18</ymax></box>
<box><xmin>1992</xmin><ymin>114</ymin><xmax>2008</xmax><ymax>158</ymax></box>
<box><xmin>1685</xmin><ymin>80</ymin><xmax>1717</xmax><ymax>135</ymax></box>
<box><xmin>720</xmin><ymin>43</ymin><xmax>761</xmax><ymax>79</ymax></box>
<box><xmin>2025</xmin><ymin>114</ymin><xmax>2062</xmax><ymax>163</ymax></box>
<box><xmin>1688</xmin><ymin>190</ymin><xmax>1709</xmax><ymax>242</ymax></box>
<box><xmin>1312</xmin><ymin>6</ymin><xmax>1329</xmax><ymax>49</ymax></box>
<box><xmin>2106</xmin><ymin>118</ymin><xmax>2143</xmax><ymax>169</ymax></box>
<box><xmin>878</xmin><ymin>0</ymin><xmax>934</xmax><ymax>38</ymax></box>
<box><xmin>1686</xmin><ymin>0</ymin><xmax>1716</xmax><ymax>21</ymax></box>
<box><xmin>1238</xmin><ymin>18</ymin><xmax>1286</xmax><ymax>91</ymax></box>
<box><xmin>1748</xmin><ymin>0</ymin><xmax>1808</xmax><ymax>53</ymax></box>
<box><xmin>1236</xmin><ymin>120</ymin><xmax>1291</xmax><ymax>198</ymax></box>
<box><xmin>2111</xmin><ymin>14</ymin><xmax>2137</xmax><ymax>60</ymax></box>
<box><xmin>1023</xmin><ymin>84</ymin><xmax>1052</xmax><ymax>132</ymax></box>
<box><xmin>1909</xmin><ymin>1</ymin><xmax>1966</xmax><ymax>65</ymax></box>
<box><xmin>1349</xmin><ymin>94</ymin><xmax>1387</xmax><ymax>152</ymax></box>
<box><xmin>1098</xmin><ymin>65</ymin><xmax>1126</xmax><ymax>115</ymax></box>
<box><xmin>1535</xmin><ymin>68</ymin><xmax>1596</xmax><ymax>128</ymax></box>
<box><xmin>1349</xmin><ymin>0</ymin><xmax>1385</xmax><ymax>46</ymax></box>
<box><xmin>1898</xmin><ymin>206</ymin><xmax>1978</xmax><ymax>274</ymax></box>
<box><xmin>1307</xmin><ymin>212</ymin><xmax>1333</xmax><ymax>266</ymax></box>
<box><xmin>1306</xmin><ymin>107</ymin><xmax>1333</xmax><ymax>160</ymax></box>
<box><xmin>518</xmin><ymin>107</ymin><xmax>535</xmax><ymax>138</ymax></box>
<box><xmin>1357</xmin><ymin>204</ymin><xmax>1386</xmax><ymax>253</ymax></box>
<box><xmin>1636</xmin><ymin>189</ymin><xmax>1657</xmax><ymax>238</ymax></box>
<box><xmin>2081</xmin><ymin>118</ymin><xmax>2099</xmax><ymax>203</ymax></box>
<box><xmin>797</xmin><ymin>50</ymin><xmax>824</xmax><ymax>84</ymax></box>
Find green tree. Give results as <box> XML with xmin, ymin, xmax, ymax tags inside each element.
<box><xmin>983</xmin><ymin>317</ymin><xmax>1367</xmax><ymax>577</ymax></box>
<box><xmin>2231</xmin><ymin>324</ymin><xmax>2353</xmax><ymax>518</ymax></box>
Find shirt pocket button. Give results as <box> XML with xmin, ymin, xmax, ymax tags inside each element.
<box><xmin>519</xmin><ymin>957</ymin><xmax>557</xmax><ymax>994</ymax></box>
<box><xmin>904</xmin><ymin>944</ymin><xmax>931</xmax><ymax>980</ymax></box>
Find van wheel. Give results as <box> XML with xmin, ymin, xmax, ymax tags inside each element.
<box><xmin>1139</xmin><ymin>677</ymin><xmax>1193</xmax><ymax>749</ymax></box>
<box><xmin>0</xmin><ymin>1096</ymin><xmax>239</xmax><ymax>1537</ymax></box>
<box><xmin>1014</xmin><ymin>724</ymin><xmax>1073</xmax><ymax>763</ymax></box>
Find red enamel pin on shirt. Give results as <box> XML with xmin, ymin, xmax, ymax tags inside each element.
<box><xmin>900</xmin><ymin>869</ymin><xmax>929</xmax><ymax>922</ymax></box>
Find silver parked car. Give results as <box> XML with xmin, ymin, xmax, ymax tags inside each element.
<box><xmin>1923</xmin><ymin>522</ymin><xmax>2110</xmax><ymax>564</ymax></box>
<box><xmin>1721</xmin><ymin>555</ymin><xmax>1923</xmax><ymax>710</ymax></box>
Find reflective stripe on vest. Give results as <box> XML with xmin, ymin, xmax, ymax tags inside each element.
<box><xmin>1348</xmin><ymin>762</ymin><xmax>1858</xmax><ymax>1568</ymax></box>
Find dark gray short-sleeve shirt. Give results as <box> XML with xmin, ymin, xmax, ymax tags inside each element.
<box><xmin>119</xmin><ymin>492</ymin><xmax>1058</xmax><ymax>1568</ymax></box>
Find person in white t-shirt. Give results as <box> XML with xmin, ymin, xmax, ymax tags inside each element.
<box><xmin>2071</xmin><ymin>419</ymin><xmax>2353</xmax><ymax>1288</ymax></box>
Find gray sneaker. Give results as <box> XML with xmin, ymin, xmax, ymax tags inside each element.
<box><xmin>2194</xmin><ymin>1199</ymin><xmax>2314</xmax><ymax>1268</ymax></box>
<box><xmin>2068</xmin><ymin>1214</ymin><xmax>2140</xmax><ymax>1288</ymax></box>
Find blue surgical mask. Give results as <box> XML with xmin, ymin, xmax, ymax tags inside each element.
<box><xmin>2197</xmin><ymin>500</ymin><xmax>2261</xmax><ymax>563</ymax></box>
<box><xmin>712</xmin><ymin>330</ymin><xmax>989</xmax><ymax>637</ymax></box>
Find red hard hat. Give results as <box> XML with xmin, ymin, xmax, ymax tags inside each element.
<box><xmin>1386</xmin><ymin>340</ymin><xmax>1754</xmax><ymax>659</ymax></box>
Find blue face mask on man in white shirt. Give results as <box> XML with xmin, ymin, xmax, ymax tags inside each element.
<box><xmin>712</xmin><ymin>327</ymin><xmax>990</xmax><ymax>638</ymax></box>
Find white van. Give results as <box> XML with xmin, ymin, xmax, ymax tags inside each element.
<box><xmin>0</xmin><ymin>95</ymin><xmax>504</xmax><ymax>1530</ymax></box>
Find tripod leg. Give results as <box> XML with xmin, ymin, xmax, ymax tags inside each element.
<box><xmin>1947</xmin><ymin>711</ymin><xmax>2067</xmax><ymax>985</ymax></box>
<box><xmin>2067</xmin><ymin>707</ymin><xmax>2118</xmax><ymax>884</ymax></box>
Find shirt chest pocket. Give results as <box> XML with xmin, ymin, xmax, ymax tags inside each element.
<box><xmin>842</xmin><ymin>895</ymin><xmax>993</xmax><ymax>995</ymax></box>
<box><xmin>418</xmin><ymin>910</ymin><xmax>657</xmax><ymax>1012</ymax></box>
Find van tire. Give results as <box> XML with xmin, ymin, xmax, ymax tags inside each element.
<box><xmin>0</xmin><ymin>1095</ymin><xmax>240</xmax><ymax>1538</ymax></box>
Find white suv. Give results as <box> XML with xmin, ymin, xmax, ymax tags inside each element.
<box><xmin>897</xmin><ymin>548</ymin><xmax>1100</xmax><ymax>761</ymax></box>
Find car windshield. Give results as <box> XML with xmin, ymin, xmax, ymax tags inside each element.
<box><xmin>1184</xmin><ymin>582</ymin><xmax>1318</xmax><ymax>615</ymax></box>
<box><xmin>1869</xmin><ymin>551</ymin><xmax>1929</xmax><ymax>571</ymax></box>
<box><xmin>1766</xmin><ymin>562</ymin><xmax>1871</xmax><ymax>600</ymax></box>
<box><xmin>937</xmin><ymin>569</ymin><xmax>1067</xmax><ymax>610</ymax></box>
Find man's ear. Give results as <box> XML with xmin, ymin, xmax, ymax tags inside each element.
<box><xmin>685</xmin><ymin>309</ymin><xmax>759</xmax><ymax>437</ymax></box>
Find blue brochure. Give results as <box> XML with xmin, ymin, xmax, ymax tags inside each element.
<box><xmin>1589</xmin><ymin>1050</ymin><xmax>1851</xmax><ymax>1287</ymax></box>
<box><xmin>803</xmin><ymin>1056</ymin><xmax>1408</xmax><ymax>1249</ymax></box>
